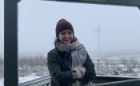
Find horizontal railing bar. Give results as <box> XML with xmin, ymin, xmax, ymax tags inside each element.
<box><xmin>18</xmin><ymin>75</ymin><xmax>51</xmax><ymax>86</ymax></box>
<box><xmin>44</xmin><ymin>0</ymin><xmax>140</xmax><ymax>7</ymax></box>
<box><xmin>18</xmin><ymin>75</ymin><xmax>140</xmax><ymax>86</ymax></box>
<box><xmin>96</xmin><ymin>78</ymin><xmax>140</xmax><ymax>86</ymax></box>
<box><xmin>95</xmin><ymin>75</ymin><xmax>139</xmax><ymax>80</ymax></box>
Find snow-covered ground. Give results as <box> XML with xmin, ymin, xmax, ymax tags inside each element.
<box><xmin>0</xmin><ymin>72</ymin><xmax>140</xmax><ymax>86</ymax></box>
<box><xmin>19</xmin><ymin>73</ymin><xmax>43</xmax><ymax>83</ymax></box>
<box><xmin>90</xmin><ymin>54</ymin><xmax>140</xmax><ymax>61</ymax></box>
<box><xmin>0</xmin><ymin>53</ymin><xmax>140</xmax><ymax>86</ymax></box>
<box><xmin>0</xmin><ymin>78</ymin><xmax>4</xmax><ymax>86</ymax></box>
<box><xmin>0</xmin><ymin>73</ymin><xmax>46</xmax><ymax>86</ymax></box>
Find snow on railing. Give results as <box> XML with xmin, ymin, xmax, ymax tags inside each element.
<box><xmin>18</xmin><ymin>75</ymin><xmax>140</xmax><ymax>86</ymax></box>
<box><xmin>18</xmin><ymin>75</ymin><xmax>51</xmax><ymax>86</ymax></box>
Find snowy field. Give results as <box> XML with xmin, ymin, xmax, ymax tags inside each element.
<box><xmin>0</xmin><ymin>71</ymin><xmax>139</xmax><ymax>86</ymax></box>
<box><xmin>0</xmin><ymin>54</ymin><xmax>140</xmax><ymax>86</ymax></box>
<box><xmin>0</xmin><ymin>73</ymin><xmax>48</xmax><ymax>86</ymax></box>
<box><xmin>91</xmin><ymin>54</ymin><xmax>140</xmax><ymax>77</ymax></box>
<box><xmin>0</xmin><ymin>79</ymin><xmax>4</xmax><ymax>86</ymax></box>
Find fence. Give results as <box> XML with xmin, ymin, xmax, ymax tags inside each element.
<box><xmin>18</xmin><ymin>75</ymin><xmax>140</xmax><ymax>86</ymax></box>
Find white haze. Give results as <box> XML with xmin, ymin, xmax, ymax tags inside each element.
<box><xmin>0</xmin><ymin>0</ymin><xmax>140</xmax><ymax>57</ymax></box>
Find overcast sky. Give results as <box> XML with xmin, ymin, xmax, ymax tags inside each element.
<box><xmin>0</xmin><ymin>0</ymin><xmax>140</xmax><ymax>56</ymax></box>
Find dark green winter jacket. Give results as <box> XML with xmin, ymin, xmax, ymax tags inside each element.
<box><xmin>47</xmin><ymin>48</ymin><xmax>96</xmax><ymax>86</ymax></box>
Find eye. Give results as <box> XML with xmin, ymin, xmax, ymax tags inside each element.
<box><xmin>61</xmin><ymin>32</ymin><xmax>65</xmax><ymax>35</ymax></box>
<box><xmin>68</xmin><ymin>32</ymin><xmax>72</xmax><ymax>34</ymax></box>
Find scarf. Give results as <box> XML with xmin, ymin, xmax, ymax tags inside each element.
<box><xmin>56</xmin><ymin>40</ymin><xmax>94</xmax><ymax>86</ymax></box>
<box><xmin>56</xmin><ymin>40</ymin><xmax>87</xmax><ymax>69</ymax></box>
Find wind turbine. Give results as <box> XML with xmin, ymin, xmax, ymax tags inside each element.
<box><xmin>94</xmin><ymin>23</ymin><xmax>101</xmax><ymax>56</ymax></box>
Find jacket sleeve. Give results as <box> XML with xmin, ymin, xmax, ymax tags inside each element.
<box><xmin>80</xmin><ymin>53</ymin><xmax>96</xmax><ymax>85</ymax></box>
<box><xmin>47</xmin><ymin>52</ymin><xmax>77</xmax><ymax>86</ymax></box>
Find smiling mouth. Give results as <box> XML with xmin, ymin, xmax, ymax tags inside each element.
<box><xmin>64</xmin><ymin>40</ymin><xmax>69</xmax><ymax>42</ymax></box>
<box><xmin>64</xmin><ymin>39</ymin><xmax>69</xmax><ymax>41</ymax></box>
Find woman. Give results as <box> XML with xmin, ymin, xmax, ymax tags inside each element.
<box><xmin>47</xmin><ymin>19</ymin><xmax>96</xmax><ymax>86</ymax></box>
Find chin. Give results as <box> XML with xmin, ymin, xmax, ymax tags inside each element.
<box><xmin>64</xmin><ymin>42</ymin><xmax>71</xmax><ymax>45</ymax></box>
<box><xmin>64</xmin><ymin>43</ymin><xmax>70</xmax><ymax>45</ymax></box>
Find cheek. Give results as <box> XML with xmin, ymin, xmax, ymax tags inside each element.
<box><xmin>58</xmin><ymin>35</ymin><xmax>63</xmax><ymax>40</ymax></box>
<box><xmin>71</xmin><ymin>35</ymin><xmax>74</xmax><ymax>39</ymax></box>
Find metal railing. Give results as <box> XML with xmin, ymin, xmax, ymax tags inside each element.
<box><xmin>97</xmin><ymin>78</ymin><xmax>140</xmax><ymax>86</ymax></box>
<box><xmin>19</xmin><ymin>75</ymin><xmax>51</xmax><ymax>86</ymax></box>
<box><xmin>18</xmin><ymin>75</ymin><xmax>140</xmax><ymax>86</ymax></box>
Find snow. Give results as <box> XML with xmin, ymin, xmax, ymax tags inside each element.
<box><xmin>19</xmin><ymin>73</ymin><xmax>42</xmax><ymax>83</ymax></box>
<box><xmin>138</xmin><ymin>74</ymin><xmax>140</xmax><ymax>77</ymax></box>
<box><xmin>91</xmin><ymin>54</ymin><xmax>140</xmax><ymax>61</ymax></box>
<box><xmin>0</xmin><ymin>79</ymin><xmax>4</xmax><ymax>86</ymax></box>
<box><xmin>0</xmin><ymin>72</ymin><xmax>140</xmax><ymax>86</ymax></box>
<box><xmin>0</xmin><ymin>73</ymin><xmax>45</xmax><ymax>86</ymax></box>
<box><xmin>0</xmin><ymin>54</ymin><xmax>140</xmax><ymax>86</ymax></box>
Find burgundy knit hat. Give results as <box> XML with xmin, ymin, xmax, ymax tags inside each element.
<box><xmin>55</xmin><ymin>19</ymin><xmax>74</xmax><ymax>37</ymax></box>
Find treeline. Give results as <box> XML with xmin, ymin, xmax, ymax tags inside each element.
<box><xmin>18</xmin><ymin>55</ymin><xmax>48</xmax><ymax>77</ymax></box>
<box><xmin>94</xmin><ymin>56</ymin><xmax>140</xmax><ymax>77</ymax></box>
<box><xmin>0</xmin><ymin>55</ymin><xmax>48</xmax><ymax>79</ymax></box>
<box><xmin>0</xmin><ymin>54</ymin><xmax>140</xmax><ymax>79</ymax></box>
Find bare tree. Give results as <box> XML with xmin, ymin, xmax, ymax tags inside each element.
<box><xmin>120</xmin><ymin>56</ymin><xmax>128</xmax><ymax>67</ymax></box>
<box><xmin>18</xmin><ymin>55</ymin><xmax>48</xmax><ymax>77</ymax></box>
<box><xmin>111</xmin><ymin>64</ymin><xmax>119</xmax><ymax>75</ymax></box>
<box><xmin>104</xmin><ymin>59</ymin><xmax>109</xmax><ymax>73</ymax></box>
<box><xmin>129</xmin><ymin>56</ymin><xmax>138</xmax><ymax>70</ymax></box>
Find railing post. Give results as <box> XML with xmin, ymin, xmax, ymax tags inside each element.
<box><xmin>4</xmin><ymin>0</ymin><xmax>18</xmax><ymax>86</ymax></box>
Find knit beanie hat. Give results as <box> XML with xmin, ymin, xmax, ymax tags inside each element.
<box><xmin>55</xmin><ymin>19</ymin><xmax>74</xmax><ymax>37</ymax></box>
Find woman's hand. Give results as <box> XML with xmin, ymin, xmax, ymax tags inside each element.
<box><xmin>82</xmin><ymin>67</ymin><xmax>86</xmax><ymax>72</ymax></box>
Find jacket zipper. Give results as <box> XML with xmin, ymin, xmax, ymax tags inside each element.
<box><xmin>67</xmin><ymin>51</ymin><xmax>72</xmax><ymax>70</ymax></box>
<box><xmin>69</xmin><ymin>56</ymin><xmax>72</xmax><ymax>70</ymax></box>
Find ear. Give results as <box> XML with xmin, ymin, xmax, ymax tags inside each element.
<box><xmin>57</xmin><ymin>36</ymin><xmax>59</xmax><ymax>41</ymax></box>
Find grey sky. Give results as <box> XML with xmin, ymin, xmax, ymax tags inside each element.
<box><xmin>0</xmin><ymin>0</ymin><xmax>4</xmax><ymax>56</ymax></box>
<box><xmin>1</xmin><ymin>0</ymin><xmax>140</xmax><ymax>56</ymax></box>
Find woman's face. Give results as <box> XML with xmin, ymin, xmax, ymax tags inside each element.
<box><xmin>58</xmin><ymin>29</ymin><xmax>74</xmax><ymax>45</ymax></box>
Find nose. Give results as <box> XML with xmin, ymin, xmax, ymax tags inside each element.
<box><xmin>65</xmin><ymin>33</ymin><xmax>69</xmax><ymax>38</ymax></box>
